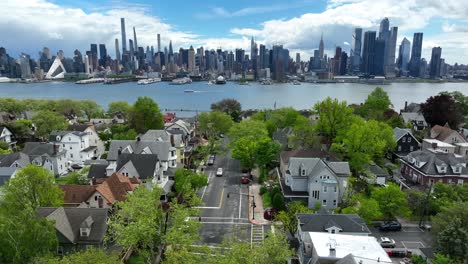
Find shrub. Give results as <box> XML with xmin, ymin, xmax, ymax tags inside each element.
<box><xmin>259</xmin><ymin>186</ymin><xmax>267</xmax><ymax>195</ymax></box>
<box><xmin>262</xmin><ymin>192</ymin><xmax>272</xmax><ymax>208</ymax></box>
<box><xmin>272</xmin><ymin>192</ymin><xmax>285</xmax><ymax>210</ymax></box>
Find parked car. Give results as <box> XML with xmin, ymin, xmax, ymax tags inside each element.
<box><xmin>207</xmin><ymin>154</ymin><xmax>215</xmax><ymax>165</ymax></box>
<box><xmin>379</xmin><ymin>221</ymin><xmax>402</xmax><ymax>231</ymax></box>
<box><xmin>241</xmin><ymin>176</ymin><xmax>250</xmax><ymax>184</ymax></box>
<box><xmin>379</xmin><ymin>237</ymin><xmax>396</xmax><ymax>248</ymax></box>
<box><xmin>216</xmin><ymin>168</ymin><xmax>223</xmax><ymax>177</ymax></box>
<box><xmin>263</xmin><ymin>208</ymin><xmax>278</xmax><ymax>221</ymax></box>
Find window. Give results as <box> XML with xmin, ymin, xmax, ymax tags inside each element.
<box><xmin>331</xmin><ymin>229</ymin><xmax>335</xmax><ymax>234</ymax></box>
<box><xmin>334</xmin><ymin>186</ymin><xmax>337</xmax><ymax>192</ymax></box>
<box><xmin>322</xmin><ymin>200</ymin><xmax>327</xmax><ymax>206</ymax></box>
<box><xmin>402</xmin><ymin>137</ymin><xmax>406</xmax><ymax>143</ymax></box>
<box><xmin>323</xmin><ymin>186</ymin><xmax>327</xmax><ymax>193</ymax></box>
<box><xmin>70</xmin><ymin>154</ymin><xmax>73</xmax><ymax>158</ymax></box>
<box><xmin>447</xmin><ymin>179</ymin><xmax>452</xmax><ymax>184</ymax></box>
<box><xmin>312</xmin><ymin>190</ymin><xmax>319</xmax><ymax>199</ymax></box>
<box><xmin>80</xmin><ymin>228</ymin><xmax>89</xmax><ymax>237</ymax></box>
<box><xmin>69</xmin><ymin>146</ymin><xmax>72</xmax><ymax>150</ymax></box>
<box><xmin>63</xmin><ymin>144</ymin><xmax>65</xmax><ymax>148</ymax></box>
<box><xmin>333</xmin><ymin>200</ymin><xmax>337</xmax><ymax>206</ymax></box>
<box><xmin>429</xmin><ymin>179</ymin><xmax>434</xmax><ymax>184</ymax></box>
<box><xmin>410</xmin><ymin>146</ymin><xmax>414</xmax><ymax>151</ymax></box>
<box><xmin>301</xmin><ymin>169</ymin><xmax>306</xmax><ymax>176</ymax></box>
<box><xmin>68</xmin><ymin>137</ymin><xmax>71</xmax><ymax>141</ymax></box>
<box><xmin>408</xmin><ymin>137</ymin><xmax>411</xmax><ymax>142</ymax></box>
<box><xmin>398</xmin><ymin>146</ymin><xmax>402</xmax><ymax>151</ymax></box>
<box><xmin>458</xmin><ymin>179</ymin><xmax>464</xmax><ymax>185</ymax></box>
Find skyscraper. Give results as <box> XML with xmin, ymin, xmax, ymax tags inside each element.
<box><xmin>99</xmin><ymin>44</ymin><xmax>107</xmax><ymax>67</ymax></box>
<box><xmin>374</xmin><ymin>39</ymin><xmax>386</xmax><ymax>75</ymax></box>
<box><xmin>115</xmin><ymin>39</ymin><xmax>121</xmax><ymax>61</ymax></box>
<box><xmin>157</xmin><ymin>34</ymin><xmax>161</xmax><ymax>52</ymax></box>
<box><xmin>409</xmin><ymin>32</ymin><xmax>423</xmax><ymax>77</ymax></box>
<box><xmin>296</xmin><ymin>53</ymin><xmax>300</xmax><ymax>64</ymax></box>
<box><xmin>121</xmin><ymin>18</ymin><xmax>127</xmax><ymax>52</ymax></box>
<box><xmin>340</xmin><ymin>51</ymin><xmax>348</xmax><ymax>76</ymax></box>
<box><xmin>319</xmin><ymin>33</ymin><xmax>324</xmax><ymax>59</ymax></box>
<box><xmin>384</xmin><ymin>26</ymin><xmax>398</xmax><ymax>77</ymax></box>
<box><xmin>397</xmin><ymin>37</ymin><xmax>410</xmax><ymax>73</ymax></box>
<box><xmin>379</xmin><ymin>18</ymin><xmax>390</xmax><ymax>41</ymax></box>
<box><xmin>361</xmin><ymin>31</ymin><xmax>376</xmax><ymax>75</ymax></box>
<box><xmin>133</xmin><ymin>27</ymin><xmax>138</xmax><ymax>52</ymax></box>
<box><xmin>333</xmin><ymin>46</ymin><xmax>342</xmax><ymax>75</ymax></box>
<box><xmin>259</xmin><ymin>44</ymin><xmax>266</xmax><ymax>69</ymax></box>
<box><xmin>188</xmin><ymin>45</ymin><xmax>195</xmax><ymax>73</ymax></box>
<box><xmin>351</xmin><ymin>28</ymin><xmax>362</xmax><ymax>74</ymax></box>
<box><xmin>429</xmin><ymin>47</ymin><xmax>442</xmax><ymax>78</ymax></box>
<box><xmin>90</xmin><ymin>44</ymin><xmax>98</xmax><ymax>71</ymax></box>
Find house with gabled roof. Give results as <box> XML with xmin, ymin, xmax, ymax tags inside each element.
<box><xmin>50</xmin><ymin>130</ymin><xmax>98</xmax><ymax>166</ymax></box>
<box><xmin>22</xmin><ymin>142</ymin><xmax>68</xmax><ymax>176</ymax></box>
<box><xmin>0</xmin><ymin>126</ymin><xmax>15</xmax><ymax>148</ymax></box>
<box><xmin>278</xmin><ymin>150</ymin><xmax>350</xmax><ymax>210</ymax></box>
<box><xmin>391</xmin><ymin>127</ymin><xmax>420</xmax><ymax>160</ymax></box>
<box><xmin>36</xmin><ymin>207</ymin><xmax>109</xmax><ymax>255</ymax></box>
<box><xmin>0</xmin><ymin>152</ymin><xmax>30</xmax><ymax>168</ymax></box>
<box><xmin>400</xmin><ymin>112</ymin><xmax>428</xmax><ymax>131</ymax></box>
<box><xmin>68</xmin><ymin>124</ymin><xmax>105</xmax><ymax>155</ymax></box>
<box><xmin>116</xmin><ymin>153</ymin><xmax>169</xmax><ymax>190</ymax></box>
<box><xmin>429</xmin><ymin>124</ymin><xmax>467</xmax><ymax>145</ymax></box>
<box><xmin>296</xmin><ymin>212</ymin><xmax>370</xmax><ymax>236</ymax></box>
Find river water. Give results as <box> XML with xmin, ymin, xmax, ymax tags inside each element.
<box><xmin>0</xmin><ymin>81</ymin><xmax>467</xmax><ymax>115</ymax></box>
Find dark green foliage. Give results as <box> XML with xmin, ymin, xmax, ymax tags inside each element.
<box><xmin>211</xmin><ymin>98</ymin><xmax>242</xmax><ymax>122</ymax></box>
<box><xmin>129</xmin><ymin>96</ymin><xmax>163</xmax><ymax>133</ymax></box>
<box><xmin>421</xmin><ymin>94</ymin><xmax>463</xmax><ymax>129</ymax></box>
<box><xmin>272</xmin><ymin>192</ymin><xmax>285</xmax><ymax>210</ymax></box>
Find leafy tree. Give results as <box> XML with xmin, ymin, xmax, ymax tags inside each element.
<box><xmin>252</xmin><ymin>108</ymin><xmax>303</xmax><ymax>136</ymax></box>
<box><xmin>421</xmin><ymin>94</ymin><xmax>463</xmax><ymax>129</ymax></box>
<box><xmin>313</xmin><ymin>97</ymin><xmax>354</xmax><ymax>143</ymax></box>
<box><xmin>383</xmin><ymin>109</ymin><xmax>405</xmax><ymax>128</ymax></box>
<box><xmin>0</xmin><ymin>165</ymin><xmax>63</xmax><ymax>213</ymax></box>
<box><xmin>0</xmin><ymin>98</ymin><xmax>27</xmax><ymax>114</ymax></box>
<box><xmin>432</xmin><ymin>254</ymin><xmax>462</xmax><ymax>264</ymax></box>
<box><xmin>107</xmin><ymin>100</ymin><xmax>131</xmax><ymax>117</ymax></box>
<box><xmin>331</xmin><ymin>119</ymin><xmax>395</xmax><ymax>173</ymax></box>
<box><xmin>31</xmin><ymin>110</ymin><xmax>68</xmax><ymax>138</ymax></box>
<box><xmin>357</xmin><ymin>87</ymin><xmax>392</xmax><ymax>120</ymax></box>
<box><xmin>272</xmin><ymin>192</ymin><xmax>285</xmax><ymax>210</ymax></box>
<box><xmin>371</xmin><ymin>183</ymin><xmax>409</xmax><ymax>220</ymax></box>
<box><xmin>288</xmin><ymin>115</ymin><xmax>319</xmax><ymax>149</ymax></box>
<box><xmin>34</xmin><ymin>247</ymin><xmax>120</xmax><ymax>264</ymax></box>
<box><xmin>78</xmin><ymin>99</ymin><xmax>102</xmax><ymax>120</ymax></box>
<box><xmin>198</xmin><ymin>111</ymin><xmax>234</xmax><ymax>137</ymax></box>
<box><xmin>439</xmin><ymin>91</ymin><xmax>468</xmax><ymax>117</ymax></box>
<box><xmin>357</xmin><ymin>198</ymin><xmax>382</xmax><ymax>223</ymax></box>
<box><xmin>432</xmin><ymin>202</ymin><xmax>468</xmax><ymax>262</ymax></box>
<box><xmin>62</xmin><ymin>168</ymin><xmax>89</xmax><ymax>185</ymax></box>
<box><xmin>129</xmin><ymin>96</ymin><xmax>164</xmax><ymax>133</ymax></box>
<box><xmin>0</xmin><ymin>141</ymin><xmax>9</xmax><ymax>151</ymax></box>
<box><xmin>255</xmin><ymin>137</ymin><xmax>281</xmax><ymax>168</ymax></box>
<box><xmin>174</xmin><ymin>169</ymin><xmax>208</xmax><ymax>203</ymax></box>
<box><xmin>109</xmin><ymin>124</ymin><xmax>137</xmax><ymax>140</ymax></box>
<box><xmin>0</xmin><ymin>210</ymin><xmax>57</xmax><ymax>264</ymax></box>
<box><xmin>7</xmin><ymin>119</ymin><xmax>33</xmax><ymax>141</ymax></box>
<box><xmin>107</xmin><ymin>186</ymin><xmax>165</xmax><ymax>262</ymax></box>
<box><xmin>211</xmin><ymin>98</ymin><xmax>242</xmax><ymax>122</ymax></box>
<box><xmin>275</xmin><ymin>201</ymin><xmax>312</xmax><ymax>234</ymax></box>
<box><xmin>228</xmin><ymin>119</ymin><xmax>268</xmax><ymax>142</ymax></box>
<box><xmin>231</xmin><ymin>137</ymin><xmax>259</xmax><ymax>171</ymax></box>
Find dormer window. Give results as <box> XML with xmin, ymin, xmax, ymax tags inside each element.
<box><xmin>301</xmin><ymin>168</ymin><xmax>306</xmax><ymax>176</ymax></box>
<box><xmin>437</xmin><ymin>165</ymin><xmax>447</xmax><ymax>174</ymax></box>
<box><xmin>453</xmin><ymin>166</ymin><xmax>462</xmax><ymax>174</ymax></box>
<box><xmin>80</xmin><ymin>228</ymin><xmax>90</xmax><ymax>237</ymax></box>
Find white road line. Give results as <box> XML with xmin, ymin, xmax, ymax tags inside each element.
<box><xmin>193</xmin><ymin>206</ymin><xmax>220</xmax><ymax>209</ymax></box>
<box><xmin>192</xmin><ymin>217</ymin><xmax>248</xmax><ymax>220</ymax></box>
<box><xmin>238</xmin><ymin>188</ymin><xmax>242</xmax><ymax>218</ymax></box>
<box><xmin>201</xmin><ymin>172</ymin><xmax>214</xmax><ymax>200</ymax></box>
<box><xmin>199</xmin><ymin>222</ymin><xmax>252</xmax><ymax>225</ymax></box>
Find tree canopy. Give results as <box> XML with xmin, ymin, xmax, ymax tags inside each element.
<box><xmin>313</xmin><ymin>97</ymin><xmax>354</xmax><ymax>143</ymax></box>
<box><xmin>211</xmin><ymin>98</ymin><xmax>242</xmax><ymax>122</ymax></box>
<box><xmin>371</xmin><ymin>183</ymin><xmax>410</xmax><ymax>220</ymax></box>
<box><xmin>198</xmin><ymin>111</ymin><xmax>234</xmax><ymax>137</ymax></box>
<box><xmin>31</xmin><ymin>110</ymin><xmax>68</xmax><ymax>138</ymax></box>
<box><xmin>357</xmin><ymin>87</ymin><xmax>392</xmax><ymax>120</ymax></box>
<box><xmin>421</xmin><ymin>94</ymin><xmax>463</xmax><ymax>129</ymax></box>
<box><xmin>129</xmin><ymin>96</ymin><xmax>164</xmax><ymax>133</ymax></box>
<box><xmin>107</xmin><ymin>100</ymin><xmax>131</xmax><ymax>117</ymax></box>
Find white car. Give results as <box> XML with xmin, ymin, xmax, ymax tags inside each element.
<box><xmin>380</xmin><ymin>237</ymin><xmax>396</xmax><ymax>248</ymax></box>
<box><xmin>216</xmin><ymin>168</ymin><xmax>223</xmax><ymax>177</ymax></box>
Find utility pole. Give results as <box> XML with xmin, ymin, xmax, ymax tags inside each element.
<box><xmin>419</xmin><ymin>182</ymin><xmax>433</xmax><ymax>228</ymax></box>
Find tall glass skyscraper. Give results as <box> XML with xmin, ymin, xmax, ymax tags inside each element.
<box><xmin>429</xmin><ymin>47</ymin><xmax>442</xmax><ymax>78</ymax></box>
<box><xmin>351</xmin><ymin>28</ymin><xmax>362</xmax><ymax>73</ymax></box>
<box><xmin>361</xmin><ymin>31</ymin><xmax>376</xmax><ymax>75</ymax></box>
<box><xmin>121</xmin><ymin>18</ymin><xmax>127</xmax><ymax>52</ymax></box>
<box><xmin>409</xmin><ymin>33</ymin><xmax>423</xmax><ymax>77</ymax></box>
<box><xmin>397</xmin><ymin>37</ymin><xmax>411</xmax><ymax>73</ymax></box>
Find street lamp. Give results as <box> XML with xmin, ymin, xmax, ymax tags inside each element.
<box><xmin>227</xmin><ymin>192</ymin><xmax>256</xmax><ymax>220</ymax></box>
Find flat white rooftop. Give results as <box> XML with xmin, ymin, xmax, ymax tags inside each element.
<box><xmin>423</xmin><ymin>139</ymin><xmax>455</xmax><ymax>148</ymax></box>
<box><xmin>308</xmin><ymin>232</ymin><xmax>392</xmax><ymax>263</ymax></box>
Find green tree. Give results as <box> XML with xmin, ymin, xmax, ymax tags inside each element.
<box><xmin>174</xmin><ymin>169</ymin><xmax>208</xmax><ymax>204</ymax></box>
<box><xmin>275</xmin><ymin>201</ymin><xmax>312</xmax><ymax>234</ymax></box>
<box><xmin>331</xmin><ymin>119</ymin><xmax>396</xmax><ymax>173</ymax></box>
<box><xmin>371</xmin><ymin>183</ymin><xmax>409</xmax><ymax>220</ymax></box>
<box><xmin>107</xmin><ymin>186</ymin><xmax>165</xmax><ymax>262</ymax></box>
<box><xmin>107</xmin><ymin>100</ymin><xmax>131</xmax><ymax>117</ymax></box>
<box><xmin>421</xmin><ymin>94</ymin><xmax>463</xmax><ymax>129</ymax></box>
<box><xmin>34</xmin><ymin>247</ymin><xmax>120</xmax><ymax>264</ymax></box>
<box><xmin>255</xmin><ymin>137</ymin><xmax>281</xmax><ymax>168</ymax></box>
<box><xmin>211</xmin><ymin>98</ymin><xmax>242</xmax><ymax>122</ymax></box>
<box><xmin>129</xmin><ymin>96</ymin><xmax>164</xmax><ymax>133</ymax></box>
<box><xmin>0</xmin><ymin>165</ymin><xmax>63</xmax><ymax>213</ymax></box>
<box><xmin>357</xmin><ymin>198</ymin><xmax>382</xmax><ymax>223</ymax></box>
<box><xmin>432</xmin><ymin>202</ymin><xmax>468</xmax><ymax>262</ymax></box>
<box><xmin>78</xmin><ymin>99</ymin><xmax>102</xmax><ymax>120</ymax></box>
<box><xmin>288</xmin><ymin>115</ymin><xmax>319</xmax><ymax>149</ymax></box>
<box><xmin>31</xmin><ymin>110</ymin><xmax>68</xmax><ymax>138</ymax></box>
<box><xmin>228</xmin><ymin>119</ymin><xmax>268</xmax><ymax>142</ymax></box>
<box><xmin>357</xmin><ymin>87</ymin><xmax>392</xmax><ymax>120</ymax></box>
<box><xmin>432</xmin><ymin>254</ymin><xmax>462</xmax><ymax>264</ymax></box>
<box><xmin>198</xmin><ymin>111</ymin><xmax>234</xmax><ymax>138</ymax></box>
<box><xmin>313</xmin><ymin>97</ymin><xmax>355</xmax><ymax>143</ymax></box>
<box><xmin>7</xmin><ymin>119</ymin><xmax>33</xmax><ymax>141</ymax></box>
<box><xmin>231</xmin><ymin>137</ymin><xmax>258</xmax><ymax>171</ymax></box>
<box><xmin>0</xmin><ymin>98</ymin><xmax>27</xmax><ymax>114</ymax></box>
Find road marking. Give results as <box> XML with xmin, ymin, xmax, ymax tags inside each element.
<box><xmin>218</xmin><ymin>188</ymin><xmax>225</xmax><ymax>208</ymax></box>
<box><xmin>201</xmin><ymin>172</ymin><xmax>214</xmax><ymax>200</ymax></box>
<box><xmin>401</xmin><ymin>241</ymin><xmax>425</xmax><ymax>249</ymax></box>
<box><xmin>193</xmin><ymin>206</ymin><xmax>220</xmax><ymax>209</ymax></box>
<box><xmin>192</xmin><ymin>217</ymin><xmax>248</xmax><ymax>220</ymax></box>
<box><xmin>199</xmin><ymin>222</ymin><xmax>252</xmax><ymax>225</ymax></box>
<box><xmin>238</xmin><ymin>188</ymin><xmax>242</xmax><ymax>218</ymax></box>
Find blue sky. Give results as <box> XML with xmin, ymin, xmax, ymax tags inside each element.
<box><xmin>1</xmin><ymin>0</ymin><xmax>468</xmax><ymax>64</ymax></box>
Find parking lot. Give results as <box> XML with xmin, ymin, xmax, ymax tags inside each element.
<box><xmin>369</xmin><ymin>224</ymin><xmax>432</xmax><ymax>251</ymax></box>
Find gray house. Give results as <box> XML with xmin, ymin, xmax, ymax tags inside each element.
<box><xmin>22</xmin><ymin>142</ymin><xmax>68</xmax><ymax>176</ymax></box>
<box><xmin>279</xmin><ymin>150</ymin><xmax>351</xmax><ymax>210</ymax></box>
<box><xmin>296</xmin><ymin>212</ymin><xmax>370</xmax><ymax>236</ymax></box>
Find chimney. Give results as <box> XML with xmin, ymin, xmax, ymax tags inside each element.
<box><xmin>53</xmin><ymin>144</ymin><xmax>59</xmax><ymax>154</ymax></box>
<box><xmin>404</xmin><ymin>101</ymin><xmax>408</xmax><ymax>112</ymax></box>
<box><xmin>118</xmin><ymin>146</ymin><xmax>122</xmax><ymax>155</ymax></box>
<box><xmin>432</xmin><ymin>142</ymin><xmax>438</xmax><ymax>149</ymax></box>
<box><xmin>137</xmin><ymin>136</ymin><xmax>141</xmax><ymax>142</ymax></box>
<box><xmin>170</xmin><ymin>134</ymin><xmax>175</xmax><ymax>147</ymax></box>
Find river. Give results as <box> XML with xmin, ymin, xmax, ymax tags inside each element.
<box><xmin>0</xmin><ymin>81</ymin><xmax>467</xmax><ymax>115</ymax></box>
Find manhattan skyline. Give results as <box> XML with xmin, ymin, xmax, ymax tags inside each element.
<box><xmin>1</xmin><ymin>0</ymin><xmax>468</xmax><ymax>64</ymax></box>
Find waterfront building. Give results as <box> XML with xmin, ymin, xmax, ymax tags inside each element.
<box><xmin>409</xmin><ymin>32</ymin><xmax>423</xmax><ymax>77</ymax></box>
<box><xmin>121</xmin><ymin>18</ymin><xmax>127</xmax><ymax>52</ymax></box>
<box><xmin>90</xmin><ymin>44</ymin><xmax>98</xmax><ymax>71</ymax></box>
<box><xmin>361</xmin><ymin>31</ymin><xmax>376</xmax><ymax>75</ymax></box>
<box><xmin>430</xmin><ymin>47</ymin><xmax>442</xmax><ymax>79</ymax></box>
<box><xmin>397</xmin><ymin>37</ymin><xmax>411</xmax><ymax>74</ymax></box>
<box><xmin>351</xmin><ymin>28</ymin><xmax>362</xmax><ymax>74</ymax></box>
<box><xmin>374</xmin><ymin>38</ymin><xmax>386</xmax><ymax>76</ymax></box>
<box><xmin>99</xmin><ymin>44</ymin><xmax>107</xmax><ymax>67</ymax></box>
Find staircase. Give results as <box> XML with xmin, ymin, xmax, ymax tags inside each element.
<box><xmin>250</xmin><ymin>224</ymin><xmax>265</xmax><ymax>248</ymax></box>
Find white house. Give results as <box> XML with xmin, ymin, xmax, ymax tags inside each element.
<box><xmin>50</xmin><ymin>131</ymin><xmax>98</xmax><ymax>165</ymax></box>
<box><xmin>68</xmin><ymin>124</ymin><xmax>105</xmax><ymax>157</ymax></box>
<box><xmin>22</xmin><ymin>142</ymin><xmax>68</xmax><ymax>176</ymax></box>
<box><xmin>0</xmin><ymin>126</ymin><xmax>15</xmax><ymax>148</ymax></box>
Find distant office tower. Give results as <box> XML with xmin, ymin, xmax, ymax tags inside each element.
<box><xmin>115</xmin><ymin>39</ymin><xmax>121</xmax><ymax>61</ymax></box>
<box><xmin>90</xmin><ymin>44</ymin><xmax>98</xmax><ymax>71</ymax></box>
<box><xmin>409</xmin><ymin>33</ymin><xmax>423</xmax><ymax>77</ymax></box>
<box><xmin>419</xmin><ymin>58</ymin><xmax>427</xmax><ymax>77</ymax></box>
<box><xmin>259</xmin><ymin>44</ymin><xmax>266</xmax><ymax>69</ymax></box>
<box><xmin>129</xmin><ymin>39</ymin><xmax>134</xmax><ymax>58</ymax></box>
<box><xmin>19</xmin><ymin>53</ymin><xmax>32</xmax><ymax>79</ymax></box>
<box><xmin>340</xmin><ymin>51</ymin><xmax>348</xmax><ymax>75</ymax></box>
<box><xmin>351</xmin><ymin>28</ymin><xmax>362</xmax><ymax>73</ymax></box>
<box><xmin>121</xmin><ymin>18</ymin><xmax>127</xmax><ymax>52</ymax></box>
<box><xmin>157</xmin><ymin>34</ymin><xmax>161</xmax><ymax>52</ymax></box>
<box><xmin>313</xmin><ymin>50</ymin><xmax>320</xmax><ymax>69</ymax></box>
<box><xmin>374</xmin><ymin>39</ymin><xmax>385</xmax><ymax>75</ymax></box>
<box><xmin>296</xmin><ymin>53</ymin><xmax>300</xmax><ymax>64</ymax></box>
<box><xmin>271</xmin><ymin>45</ymin><xmax>289</xmax><ymax>81</ymax></box>
<box><xmin>384</xmin><ymin>27</ymin><xmax>398</xmax><ymax>77</ymax></box>
<box><xmin>57</xmin><ymin>50</ymin><xmax>64</xmax><ymax>60</ymax></box>
<box><xmin>319</xmin><ymin>33</ymin><xmax>324</xmax><ymax>59</ymax></box>
<box><xmin>188</xmin><ymin>46</ymin><xmax>195</xmax><ymax>73</ymax></box>
<box><xmin>397</xmin><ymin>37</ymin><xmax>411</xmax><ymax>73</ymax></box>
<box><xmin>99</xmin><ymin>44</ymin><xmax>107</xmax><ymax>66</ymax></box>
<box><xmin>379</xmin><ymin>18</ymin><xmax>390</xmax><ymax>41</ymax></box>
<box><xmin>84</xmin><ymin>54</ymin><xmax>90</xmax><ymax>74</ymax></box>
<box><xmin>72</xmin><ymin>49</ymin><xmax>84</xmax><ymax>73</ymax></box>
<box><xmin>39</xmin><ymin>47</ymin><xmax>51</xmax><ymax>72</ymax></box>
<box><xmin>333</xmin><ymin>46</ymin><xmax>342</xmax><ymax>75</ymax></box>
<box><xmin>429</xmin><ymin>47</ymin><xmax>442</xmax><ymax>78</ymax></box>
<box><xmin>361</xmin><ymin>31</ymin><xmax>376</xmax><ymax>75</ymax></box>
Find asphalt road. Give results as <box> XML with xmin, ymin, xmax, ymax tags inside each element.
<box><xmin>369</xmin><ymin>225</ymin><xmax>433</xmax><ymax>251</ymax></box>
<box><xmin>196</xmin><ymin>149</ymin><xmax>253</xmax><ymax>246</ymax></box>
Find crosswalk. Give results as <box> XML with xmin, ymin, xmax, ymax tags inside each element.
<box><xmin>250</xmin><ymin>224</ymin><xmax>265</xmax><ymax>248</ymax></box>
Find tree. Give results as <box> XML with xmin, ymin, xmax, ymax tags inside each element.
<box><xmin>0</xmin><ymin>98</ymin><xmax>27</xmax><ymax>114</ymax></box>
<box><xmin>7</xmin><ymin>119</ymin><xmax>33</xmax><ymax>141</ymax></box>
<box><xmin>288</xmin><ymin>115</ymin><xmax>319</xmax><ymax>149</ymax></box>
<box><xmin>174</xmin><ymin>169</ymin><xmax>208</xmax><ymax>204</ymax></box>
<box><xmin>371</xmin><ymin>183</ymin><xmax>409</xmax><ymax>220</ymax></box>
<box><xmin>313</xmin><ymin>97</ymin><xmax>355</xmax><ymax>143</ymax></box>
<box><xmin>421</xmin><ymin>94</ymin><xmax>463</xmax><ymax>129</ymax></box>
<box><xmin>31</xmin><ymin>110</ymin><xmax>68</xmax><ymax>138</ymax></box>
<box><xmin>231</xmin><ymin>137</ymin><xmax>259</xmax><ymax>171</ymax></box>
<box><xmin>432</xmin><ymin>254</ymin><xmax>462</xmax><ymax>264</ymax></box>
<box><xmin>228</xmin><ymin>119</ymin><xmax>268</xmax><ymax>142</ymax></box>
<box><xmin>383</xmin><ymin>109</ymin><xmax>405</xmax><ymax>128</ymax></box>
<box><xmin>432</xmin><ymin>202</ymin><xmax>468</xmax><ymax>262</ymax></box>
<box><xmin>78</xmin><ymin>99</ymin><xmax>103</xmax><ymax>120</ymax></box>
<box><xmin>107</xmin><ymin>100</ymin><xmax>131</xmax><ymax>117</ymax></box>
<box><xmin>34</xmin><ymin>247</ymin><xmax>120</xmax><ymax>264</ymax></box>
<box><xmin>129</xmin><ymin>96</ymin><xmax>163</xmax><ymax>133</ymax></box>
<box><xmin>331</xmin><ymin>119</ymin><xmax>396</xmax><ymax>173</ymax></box>
<box><xmin>111</xmin><ymin>124</ymin><xmax>137</xmax><ymax>140</ymax></box>
<box><xmin>211</xmin><ymin>98</ymin><xmax>242</xmax><ymax>122</ymax></box>
<box><xmin>107</xmin><ymin>186</ymin><xmax>165</xmax><ymax>262</ymax></box>
<box><xmin>275</xmin><ymin>201</ymin><xmax>312</xmax><ymax>234</ymax></box>
<box><xmin>357</xmin><ymin>198</ymin><xmax>382</xmax><ymax>223</ymax></box>
<box><xmin>357</xmin><ymin>87</ymin><xmax>392</xmax><ymax>120</ymax></box>
<box><xmin>198</xmin><ymin>111</ymin><xmax>234</xmax><ymax>137</ymax></box>
<box><xmin>255</xmin><ymin>137</ymin><xmax>281</xmax><ymax>168</ymax></box>
<box><xmin>0</xmin><ymin>165</ymin><xmax>63</xmax><ymax>213</ymax></box>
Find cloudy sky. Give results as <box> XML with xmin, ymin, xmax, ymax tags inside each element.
<box><xmin>1</xmin><ymin>0</ymin><xmax>468</xmax><ymax>64</ymax></box>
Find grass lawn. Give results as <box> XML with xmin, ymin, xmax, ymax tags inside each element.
<box><xmin>262</xmin><ymin>192</ymin><xmax>272</xmax><ymax>208</ymax></box>
<box><xmin>55</xmin><ymin>175</ymin><xmax>72</xmax><ymax>184</ymax></box>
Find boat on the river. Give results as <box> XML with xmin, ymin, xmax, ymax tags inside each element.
<box><xmin>137</xmin><ymin>78</ymin><xmax>161</xmax><ymax>85</ymax></box>
<box><xmin>215</xmin><ymin>76</ymin><xmax>226</xmax><ymax>84</ymax></box>
<box><xmin>170</xmin><ymin>77</ymin><xmax>192</xmax><ymax>85</ymax></box>
<box><xmin>184</xmin><ymin>89</ymin><xmax>195</xmax><ymax>93</ymax></box>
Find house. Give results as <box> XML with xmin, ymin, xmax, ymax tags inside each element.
<box><xmin>0</xmin><ymin>167</ymin><xmax>17</xmax><ymax>195</ymax></box>
<box><xmin>50</xmin><ymin>131</ymin><xmax>98</xmax><ymax>165</ymax></box>
<box><xmin>279</xmin><ymin>150</ymin><xmax>351</xmax><ymax>210</ymax></box>
<box><xmin>36</xmin><ymin>207</ymin><xmax>109</xmax><ymax>255</ymax></box>
<box><xmin>364</xmin><ymin>163</ymin><xmax>390</xmax><ymax>186</ymax></box>
<box><xmin>140</xmin><ymin>129</ymin><xmax>187</xmax><ymax>165</ymax></box>
<box><xmin>22</xmin><ymin>142</ymin><xmax>68</xmax><ymax>176</ymax></box>
<box><xmin>87</xmin><ymin>161</ymin><xmax>109</xmax><ymax>183</ymax></box>
<box><xmin>163</xmin><ymin>112</ymin><xmax>176</xmax><ymax>123</ymax></box>
<box><xmin>0</xmin><ymin>152</ymin><xmax>30</xmax><ymax>168</ymax></box>
<box><xmin>400</xmin><ymin>112</ymin><xmax>428</xmax><ymax>131</ymax></box>
<box><xmin>0</xmin><ymin>126</ymin><xmax>15</xmax><ymax>148</ymax></box>
<box><xmin>400</xmin><ymin>150</ymin><xmax>468</xmax><ymax>186</ymax></box>
<box><xmin>68</xmin><ymin>124</ymin><xmax>105</xmax><ymax>156</ymax></box>
<box><xmin>164</xmin><ymin>119</ymin><xmax>194</xmax><ymax>140</ymax></box>
<box><xmin>391</xmin><ymin>127</ymin><xmax>420</xmax><ymax>160</ymax></box>
<box><xmin>297</xmin><ymin>232</ymin><xmax>392</xmax><ymax>264</ymax></box>
<box><xmin>116</xmin><ymin>153</ymin><xmax>168</xmax><ymax>190</ymax></box>
<box><xmin>60</xmin><ymin>173</ymin><xmax>140</xmax><ymax>208</ymax></box>
<box><xmin>107</xmin><ymin>139</ymin><xmax>177</xmax><ymax>172</ymax></box>
<box><xmin>296</xmin><ymin>212</ymin><xmax>370</xmax><ymax>236</ymax></box>
<box><xmin>429</xmin><ymin>124</ymin><xmax>467</xmax><ymax>145</ymax></box>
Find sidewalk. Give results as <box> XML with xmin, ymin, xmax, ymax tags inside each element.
<box><xmin>248</xmin><ymin>168</ymin><xmax>270</xmax><ymax>225</ymax></box>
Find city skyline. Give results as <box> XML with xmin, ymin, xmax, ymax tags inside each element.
<box><xmin>1</xmin><ymin>0</ymin><xmax>468</xmax><ymax>64</ymax></box>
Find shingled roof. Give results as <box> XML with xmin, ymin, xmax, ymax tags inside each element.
<box><xmin>116</xmin><ymin>153</ymin><xmax>159</xmax><ymax>179</ymax></box>
<box><xmin>107</xmin><ymin>140</ymin><xmax>173</xmax><ymax>161</ymax></box>
<box><xmin>405</xmin><ymin>150</ymin><xmax>468</xmax><ymax>175</ymax></box>
<box><xmin>297</xmin><ymin>213</ymin><xmax>370</xmax><ymax>234</ymax></box>
<box><xmin>95</xmin><ymin>173</ymin><xmax>139</xmax><ymax>204</ymax></box>
<box><xmin>60</xmin><ymin>185</ymin><xmax>97</xmax><ymax>205</ymax></box>
<box><xmin>0</xmin><ymin>152</ymin><xmax>30</xmax><ymax>167</ymax></box>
